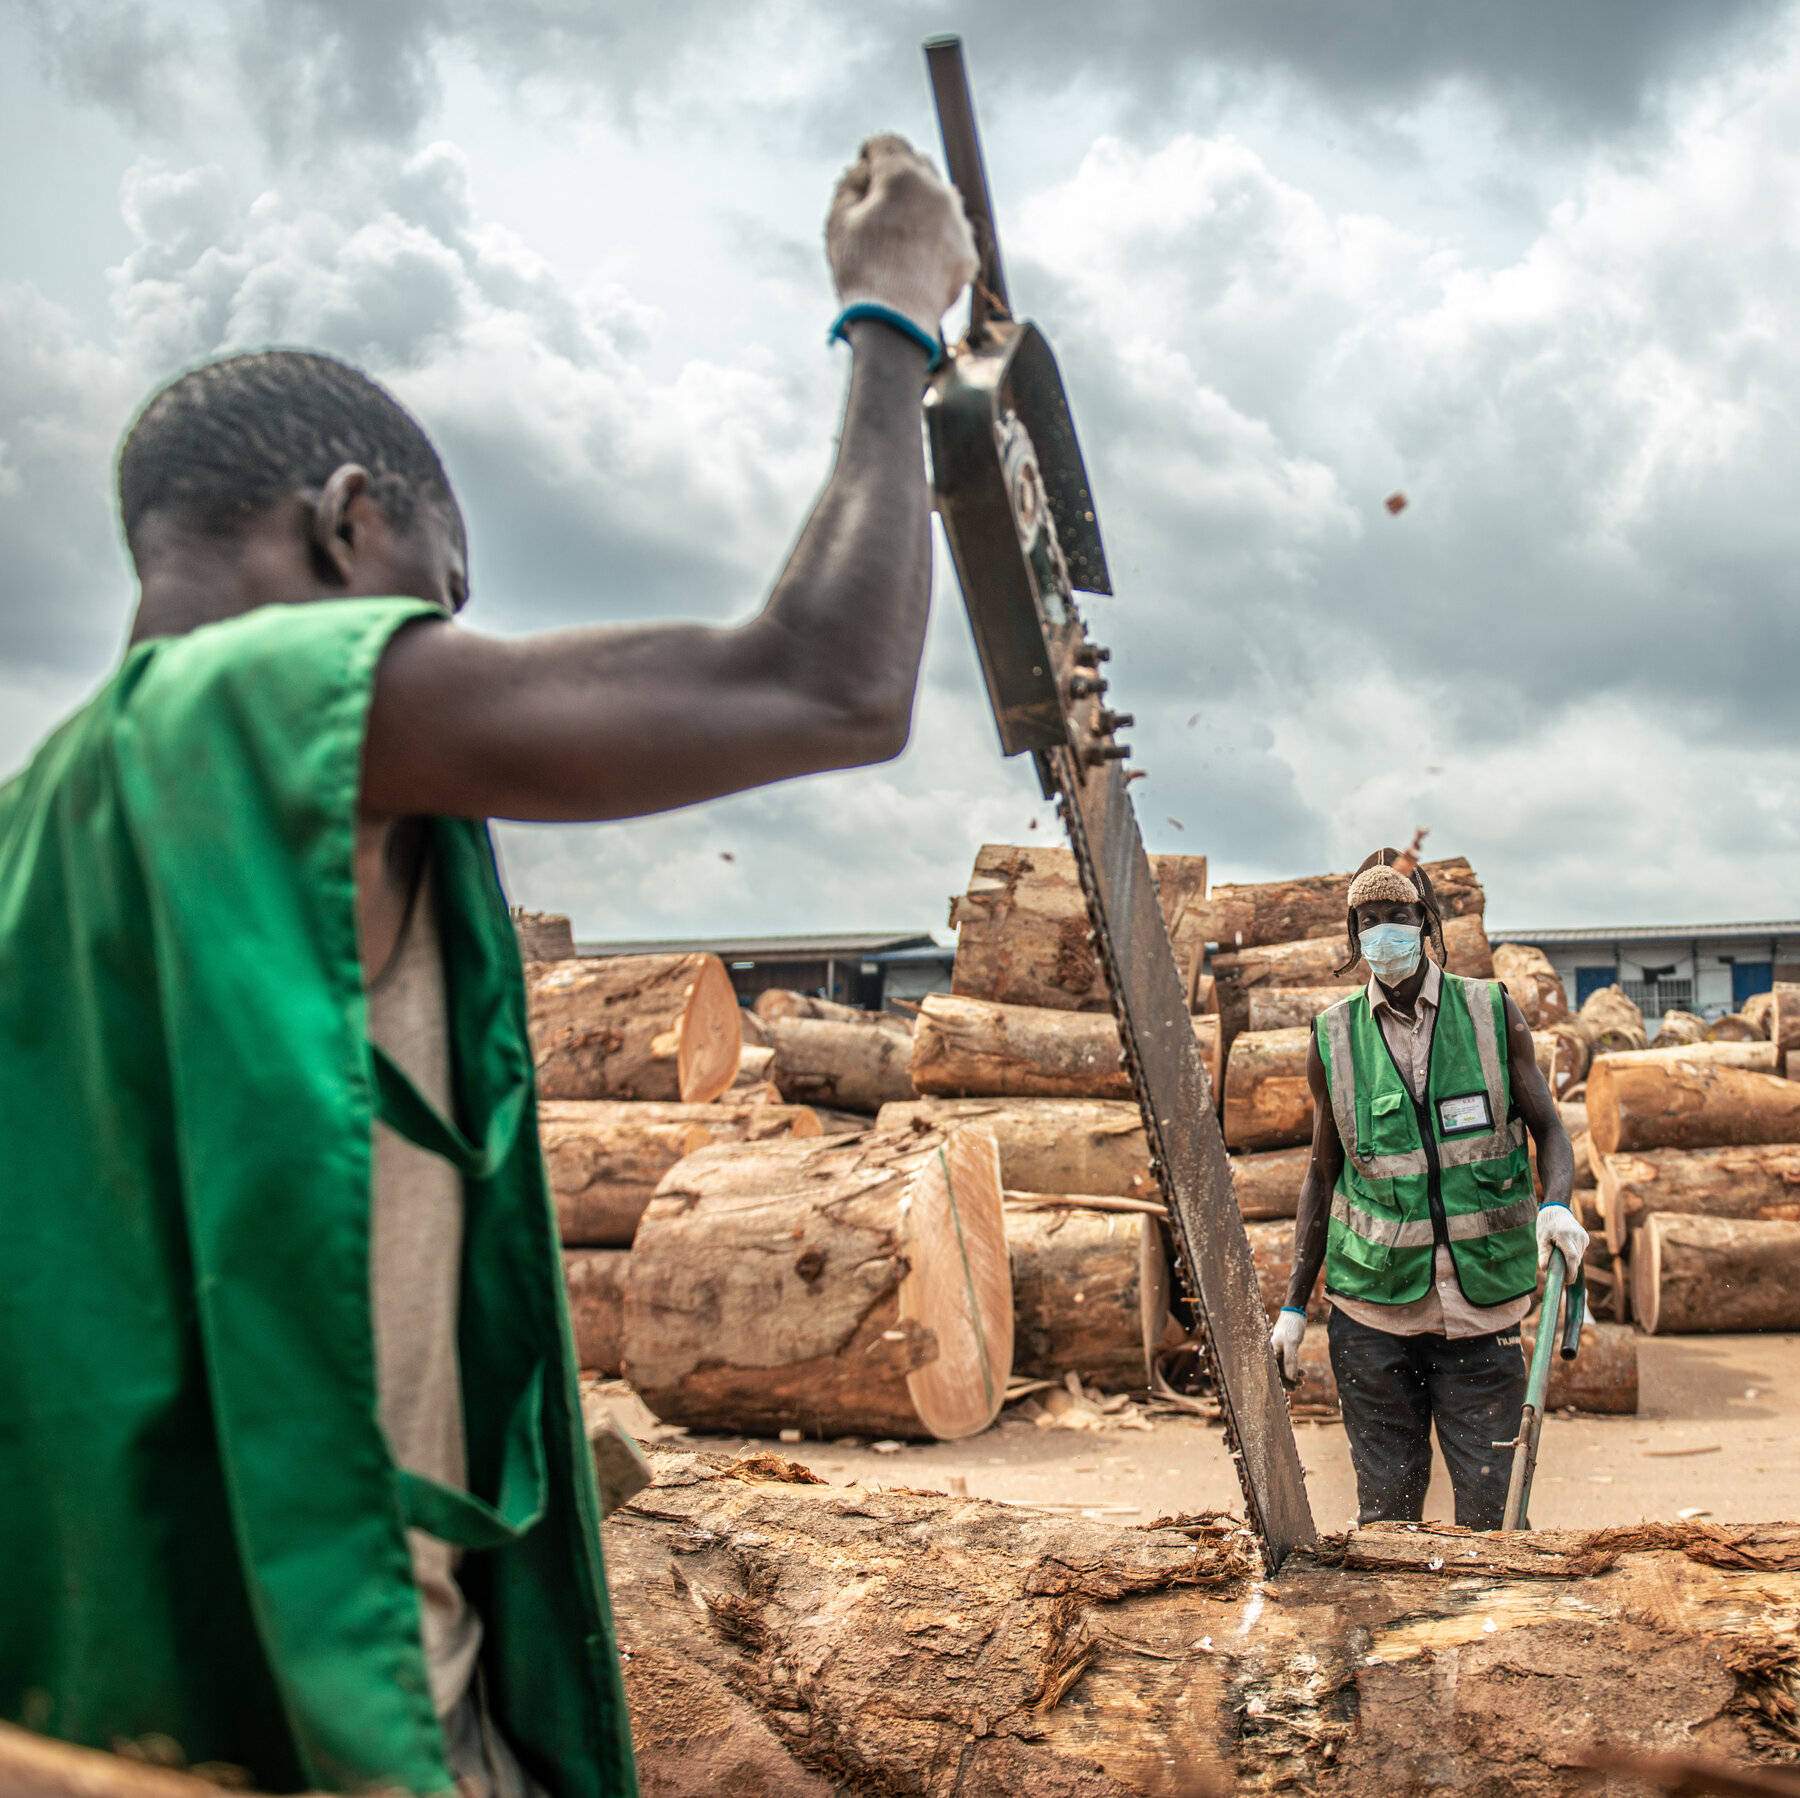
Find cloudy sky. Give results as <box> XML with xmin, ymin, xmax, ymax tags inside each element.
<box><xmin>6</xmin><ymin>0</ymin><xmax>1800</xmax><ymax>940</ymax></box>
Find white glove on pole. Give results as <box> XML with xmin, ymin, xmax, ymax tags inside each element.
<box><xmin>1270</xmin><ymin>1308</ymin><xmax>1306</xmax><ymax>1389</ymax></box>
<box><xmin>1537</xmin><ymin>1202</ymin><xmax>1589</xmax><ymax>1272</ymax></box>
<box><xmin>826</xmin><ymin>134</ymin><xmax>979</xmax><ymax>344</ymax></box>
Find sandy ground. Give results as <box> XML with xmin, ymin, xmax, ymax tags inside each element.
<box><xmin>597</xmin><ymin>1332</ymin><xmax>1800</xmax><ymax>1531</ymax></box>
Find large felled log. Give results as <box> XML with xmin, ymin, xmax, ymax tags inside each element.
<box><xmin>538</xmin><ymin>1099</ymin><xmax>821</xmax><ymax>1245</ymax></box>
<box><xmin>909</xmin><ymin>993</ymin><xmax>1221</xmax><ymax>1101</ymax></box>
<box><xmin>1708</xmin><ymin>1013</ymin><xmax>1764</xmax><ymax>1043</ymax></box>
<box><xmin>1772</xmin><ymin>983</ymin><xmax>1800</xmax><ymax>1057</ymax></box>
<box><xmin>527</xmin><ymin>953</ymin><xmax>741</xmax><ymax>1103</ymax></box>
<box><xmin>1493</xmin><ymin>942</ymin><xmax>1570</xmax><ymax>1027</ymax></box>
<box><xmin>1532</xmin><ymin>1024</ymin><xmax>1589</xmax><ymax>1095</ymax></box>
<box><xmin>1588</xmin><ymin>1056</ymin><xmax>1800</xmax><ymax>1155</ymax></box>
<box><xmin>1230</xmin><ymin>1146</ymin><xmax>1311</xmax><ymax>1219</ymax></box>
<box><xmin>512</xmin><ymin>908</ymin><xmax>575</xmax><ymax>962</ymax></box>
<box><xmin>1652</xmin><ymin>1010</ymin><xmax>1706</xmax><ymax>1047</ymax></box>
<box><xmin>1247</xmin><ymin>986</ymin><xmax>1346</xmax><ymax>1032</ymax></box>
<box><xmin>1743</xmin><ymin>991</ymin><xmax>1777</xmax><ymax>1038</ymax></box>
<box><xmin>766</xmin><ymin>1015</ymin><xmax>915</xmax><ymax>1114</ymax></box>
<box><xmin>610</xmin><ymin>1454</ymin><xmax>1795</xmax><ymax>1797</ymax></box>
<box><xmin>625</xmin><ymin>1126</ymin><xmax>1011</xmax><ymax>1440</ymax></box>
<box><xmin>1194</xmin><ymin>856</ymin><xmax>1485</xmax><ymax>951</ymax></box>
<box><xmin>1211</xmin><ymin>915</ymin><xmax>1494</xmax><ymax>1036</ymax></box>
<box><xmin>1632</xmin><ymin>1213</ymin><xmax>1800</xmax><ymax>1333</ymax></box>
<box><xmin>1004</xmin><ymin>1202</ymin><xmax>1170</xmax><ymax>1388</ymax></box>
<box><xmin>752</xmin><ymin>988</ymin><xmax>907</xmax><ymax>1029</ymax></box>
<box><xmin>563</xmin><ymin>1247</ymin><xmax>627</xmax><ymax>1374</ymax></box>
<box><xmin>1597</xmin><ymin>1144</ymin><xmax>1800</xmax><ymax>1254</ymax></box>
<box><xmin>1598</xmin><ymin>1039</ymin><xmax>1781</xmax><ymax>1077</ymax></box>
<box><xmin>947</xmin><ymin>843</ymin><xmax>1210</xmax><ymax>1012</ymax></box>
<box><xmin>1222</xmin><ymin>1027</ymin><xmax>1314</xmax><ymax>1152</ymax></box>
<box><xmin>1243</xmin><ymin>1218</ymin><xmax>1324</xmax><ymax>1321</ymax></box>
<box><xmin>1577</xmin><ymin>983</ymin><xmax>1647</xmax><ymax>1054</ymax></box>
<box><xmin>877</xmin><ymin>1096</ymin><xmax>1154</xmax><ymax>1200</ymax></box>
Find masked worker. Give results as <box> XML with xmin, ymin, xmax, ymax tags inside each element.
<box><xmin>1269</xmin><ymin>850</ymin><xmax>1588</xmax><ymax>1529</ymax></box>
<box><xmin>0</xmin><ymin>138</ymin><xmax>975</xmax><ymax>1795</ymax></box>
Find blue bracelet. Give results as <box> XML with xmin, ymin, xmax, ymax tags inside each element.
<box><xmin>828</xmin><ymin>302</ymin><xmax>945</xmax><ymax>370</ymax></box>
<box><xmin>1279</xmin><ymin>1306</ymin><xmax>1306</xmax><ymax>1317</ymax></box>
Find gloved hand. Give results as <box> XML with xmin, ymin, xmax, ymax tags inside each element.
<box><xmin>1537</xmin><ymin>1201</ymin><xmax>1589</xmax><ymax>1272</ymax></box>
<box><xmin>1270</xmin><ymin>1307</ymin><xmax>1306</xmax><ymax>1390</ymax></box>
<box><xmin>826</xmin><ymin>134</ymin><xmax>979</xmax><ymax>344</ymax></box>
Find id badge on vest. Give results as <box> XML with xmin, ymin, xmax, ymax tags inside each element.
<box><xmin>1437</xmin><ymin>1090</ymin><xmax>1493</xmax><ymax>1135</ymax></box>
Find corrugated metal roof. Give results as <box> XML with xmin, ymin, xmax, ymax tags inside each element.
<box><xmin>1490</xmin><ymin>921</ymin><xmax>1800</xmax><ymax>946</ymax></box>
<box><xmin>574</xmin><ymin>930</ymin><xmax>937</xmax><ymax>959</ymax></box>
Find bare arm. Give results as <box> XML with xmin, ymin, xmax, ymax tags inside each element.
<box><xmin>360</xmin><ymin>323</ymin><xmax>933</xmax><ymax>823</ymax></box>
<box><xmin>1283</xmin><ymin>1035</ymin><xmax>1344</xmax><ymax>1313</ymax></box>
<box><xmin>1505</xmin><ymin>991</ymin><xmax>1574</xmax><ymax>1209</ymax></box>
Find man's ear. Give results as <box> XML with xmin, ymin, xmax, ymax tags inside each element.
<box><xmin>308</xmin><ymin>463</ymin><xmax>373</xmax><ymax>587</ymax></box>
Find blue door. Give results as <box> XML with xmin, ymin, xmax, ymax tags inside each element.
<box><xmin>1734</xmin><ymin>963</ymin><xmax>1773</xmax><ymax>1008</ymax></box>
<box><xmin>1575</xmin><ymin>967</ymin><xmax>1616</xmax><ymax>1006</ymax></box>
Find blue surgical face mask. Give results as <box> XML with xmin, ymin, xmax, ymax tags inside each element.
<box><xmin>1361</xmin><ymin>922</ymin><xmax>1422</xmax><ymax>985</ymax></box>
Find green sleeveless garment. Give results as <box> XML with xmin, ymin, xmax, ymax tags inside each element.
<box><xmin>0</xmin><ymin>598</ymin><xmax>637</xmax><ymax>1796</ymax></box>
<box><xmin>1313</xmin><ymin>973</ymin><xmax>1537</xmax><ymax>1308</ymax></box>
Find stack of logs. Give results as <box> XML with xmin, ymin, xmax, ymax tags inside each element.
<box><xmin>1585</xmin><ymin>983</ymin><xmax>1800</xmax><ymax>1334</ymax></box>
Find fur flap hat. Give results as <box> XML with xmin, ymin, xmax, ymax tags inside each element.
<box><xmin>1337</xmin><ymin>848</ymin><xmax>1447</xmax><ymax>974</ymax></box>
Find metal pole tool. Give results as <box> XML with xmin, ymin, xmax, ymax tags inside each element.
<box><xmin>1501</xmin><ymin>1248</ymin><xmax>1585</xmax><ymax>1531</ymax></box>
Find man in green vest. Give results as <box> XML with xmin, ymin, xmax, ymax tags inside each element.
<box><xmin>0</xmin><ymin>138</ymin><xmax>976</xmax><ymax>1794</ymax></box>
<box><xmin>1269</xmin><ymin>850</ymin><xmax>1589</xmax><ymax>1529</ymax></box>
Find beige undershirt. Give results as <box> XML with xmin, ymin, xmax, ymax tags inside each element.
<box><xmin>1328</xmin><ymin>960</ymin><xmax>1534</xmax><ymax>1341</ymax></box>
<box><xmin>366</xmin><ymin>870</ymin><xmax>485</xmax><ymax>1719</ymax></box>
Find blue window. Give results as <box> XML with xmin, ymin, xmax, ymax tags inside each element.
<box><xmin>1733</xmin><ymin>963</ymin><xmax>1773</xmax><ymax>1009</ymax></box>
<box><xmin>1575</xmin><ymin>967</ymin><xmax>1616</xmax><ymax>1006</ymax></box>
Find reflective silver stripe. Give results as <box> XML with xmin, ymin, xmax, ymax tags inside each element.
<box><xmin>1438</xmin><ymin>1115</ymin><xmax>1528</xmax><ymax>1169</ymax></box>
<box><xmin>1331</xmin><ymin>1191</ymin><xmax>1435</xmax><ymax>1251</ymax></box>
<box><xmin>1444</xmin><ymin>1194</ymin><xmax>1537</xmax><ymax>1241</ymax></box>
<box><xmin>1322</xmin><ymin>1001</ymin><xmax>1431</xmax><ymax>1179</ymax></box>
<box><xmin>1459</xmin><ymin>973</ymin><xmax>1510</xmax><ymax>1128</ymax></box>
<box><xmin>1335</xmin><ymin>1188</ymin><xmax>1535</xmax><ymax>1248</ymax></box>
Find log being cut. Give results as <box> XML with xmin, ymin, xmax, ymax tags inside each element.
<box><xmin>909</xmin><ymin>992</ymin><xmax>1221</xmax><ymax>1101</ymax></box>
<box><xmin>1596</xmin><ymin>1143</ymin><xmax>1800</xmax><ymax>1254</ymax></box>
<box><xmin>1588</xmin><ymin>1056</ymin><xmax>1800</xmax><ymax>1154</ymax></box>
<box><xmin>1223</xmin><ymin>1026</ymin><xmax>1314</xmax><ymax>1152</ymax></box>
<box><xmin>877</xmin><ymin>1095</ymin><xmax>1155</xmax><ymax>1198</ymax></box>
<box><xmin>1632</xmin><ymin>1213</ymin><xmax>1800</xmax><ymax>1333</ymax></box>
<box><xmin>624</xmin><ymin>1125</ymin><xmax>1011</xmax><ymax>1440</ymax></box>
<box><xmin>1004</xmin><ymin>1201</ymin><xmax>1171</xmax><ymax>1388</ymax></box>
<box><xmin>526</xmin><ymin>952</ymin><xmax>741</xmax><ymax>1103</ymax></box>
<box><xmin>1493</xmin><ymin>941</ymin><xmax>1570</xmax><ymax>1027</ymax></box>
<box><xmin>538</xmin><ymin>1098</ymin><xmax>821</xmax><ymax>1245</ymax></box>
<box><xmin>764</xmin><ymin>1014</ymin><xmax>916</xmax><ymax>1113</ymax></box>
<box><xmin>946</xmin><ymin>843</ymin><xmax>1210</xmax><ymax>1012</ymax></box>
<box><xmin>609</xmin><ymin>1452</ymin><xmax>1796</xmax><ymax>1797</ymax></box>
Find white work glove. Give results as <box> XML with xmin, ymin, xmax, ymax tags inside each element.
<box><xmin>826</xmin><ymin>134</ymin><xmax>979</xmax><ymax>344</ymax></box>
<box><xmin>1270</xmin><ymin>1308</ymin><xmax>1306</xmax><ymax>1390</ymax></box>
<box><xmin>1537</xmin><ymin>1202</ymin><xmax>1589</xmax><ymax>1272</ymax></box>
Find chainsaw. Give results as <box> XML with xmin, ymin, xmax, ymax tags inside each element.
<box><xmin>921</xmin><ymin>36</ymin><xmax>1316</xmax><ymax>1569</ymax></box>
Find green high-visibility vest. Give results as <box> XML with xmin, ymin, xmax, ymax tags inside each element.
<box><xmin>0</xmin><ymin>599</ymin><xmax>637</xmax><ymax>1795</ymax></box>
<box><xmin>1314</xmin><ymin>974</ymin><xmax>1537</xmax><ymax>1309</ymax></box>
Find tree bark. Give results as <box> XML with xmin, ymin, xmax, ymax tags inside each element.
<box><xmin>1588</xmin><ymin>1057</ymin><xmax>1800</xmax><ymax>1155</ymax></box>
<box><xmin>947</xmin><ymin>843</ymin><xmax>1210</xmax><ymax>1012</ymax></box>
<box><xmin>538</xmin><ymin>1099</ymin><xmax>821</xmax><ymax>1246</ymax></box>
<box><xmin>1577</xmin><ymin>984</ymin><xmax>1647</xmax><ymax>1055</ymax></box>
<box><xmin>752</xmin><ymin>989</ymin><xmax>908</xmax><ymax>1029</ymax></box>
<box><xmin>1194</xmin><ymin>856</ymin><xmax>1485</xmax><ymax>951</ymax></box>
<box><xmin>1652</xmin><ymin>1011</ymin><xmax>1706</xmax><ymax>1048</ymax></box>
<box><xmin>766</xmin><ymin>1016</ymin><xmax>917</xmax><ymax>1114</ymax></box>
<box><xmin>1597</xmin><ymin>1144</ymin><xmax>1800</xmax><ymax>1254</ymax></box>
<box><xmin>625</xmin><ymin>1126</ymin><xmax>1011</xmax><ymax>1441</ymax></box>
<box><xmin>1222</xmin><ymin>1028</ymin><xmax>1314</xmax><ymax>1152</ymax></box>
<box><xmin>1708</xmin><ymin>1014</ymin><xmax>1764</xmax><ymax>1043</ymax></box>
<box><xmin>1230</xmin><ymin>1146</ymin><xmax>1312</xmax><ymax>1220</ymax></box>
<box><xmin>1743</xmin><ymin>991</ymin><xmax>1777</xmax><ymax>1037</ymax></box>
<box><xmin>1244</xmin><ymin>1217</ymin><xmax>1324</xmax><ymax>1319</ymax></box>
<box><xmin>563</xmin><ymin>1247</ymin><xmax>627</xmax><ymax>1375</ymax></box>
<box><xmin>1532</xmin><ymin>1024</ymin><xmax>1590</xmax><ymax>1095</ymax></box>
<box><xmin>1212</xmin><ymin>916</ymin><xmax>1493</xmax><ymax>1036</ymax></box>
<box><xmin>527</xmin><ymin>953</ymin><xmax>742</xmax><ymax>1103</ymax></box>
<box><xmin>1493</xmin><ymin>942</ymin><xmax>1570</xmax><ymax>1027</ymax></box>
<box><xmin>877</xmin><ymin>1097</ymin><xmax>1155</xmax><ymax>1200</ymax></box>
<box><xmin>608</xmin><ymin>1453</ymin><xmax>1786</xmax><ymax>1798</ymax></box>
<box><xmin>1004</xmin><ymin>1203</ymin><xmax>1170</xmax><ymax>1389</ymax></box>
<box><xmin>1597</xmin><ymin>1039</ymin><xmax>1781</xmax><ymax>1076</ymax></box>
<box><xmin>512</xmin><ymin>909</ymin><xmax>575</xmax><ymax>962</ymax></box>
<box><xmin>1247</xmin><ymin>987</ymin><xmax>1345</xmax><ymax>1032</ymax></box>
<box><xmin>910</xmin><ymin>994</ymin><xmax>1221</xmax><ymax>1102</ymax></box>
<box><xmin>1632</xmin><ymin>1213</ymin><xmax>1800</xmax><ymax>1333</ymax></box>
<box><xmin>1773</xmin><ymin>983</ymin><xmax>1800</xmax><ymax>1057</ymax></box>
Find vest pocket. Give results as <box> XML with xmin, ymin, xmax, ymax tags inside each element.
<box><xmin>1363</xmin><ymin>1088</ymin><xmax>1414</xmax><ymax>1158</ymax></box>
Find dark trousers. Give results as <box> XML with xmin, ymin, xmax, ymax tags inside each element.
<box><xmin>1327</xmin><ymin>1307</ymin><xmax>1527</xmax><ymax>1530</ymax></box>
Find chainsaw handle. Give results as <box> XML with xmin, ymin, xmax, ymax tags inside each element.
<box><xmin>924</xmin><ymin>36</ymin><xmax>1010</xmax><ymax>335</ymax></box>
